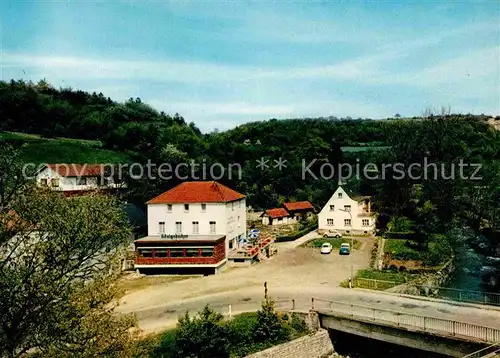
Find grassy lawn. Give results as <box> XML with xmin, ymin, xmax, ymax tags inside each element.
<box><xmin>384</xmin><ymin>238</ymin><xmax>426</xmax><ymax>261</ymax></box>
<box><xmin>1</xmin><ymin>131</ymin><xmax>133</xmax><ymax>164</ymax></box>
<box><xmin>302</xmin><ymin>236</ymin><xmax>361</xmax><ymax>250</ymax></box>
<box><xmin>341</xmin><ymin>268</ymin><xmax>417</xmax><ymax>290</ymax></box>
<box><xmin>118</xmin><ymin>274</ymin><xmax>194</xmax><ymax>294</ymax></box>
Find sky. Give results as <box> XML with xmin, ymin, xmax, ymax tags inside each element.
<box><xmin>1</xmin><ymin>1</ymin><xmax>499</xmax><ymax>132</ymax></box>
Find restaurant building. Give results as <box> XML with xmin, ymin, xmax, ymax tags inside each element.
<box><xmin>134</xmin><ymin>181</ymin><xmax>246</xmax><ymax>274</ymax></box>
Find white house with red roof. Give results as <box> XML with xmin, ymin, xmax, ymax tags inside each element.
<box><xmin>261</xmin><ymin>201</ymin><xmax>315</xmax><ymax>225</ymax></box>
<box><xmin>35</xmin><ymin>164</ymin><xmax>122</xmax><ymax>196</ymax></box>
<box><xmin>136</xmin><ymin>181</ymin><xmax>246</xmax><ymax>274</ymax></box>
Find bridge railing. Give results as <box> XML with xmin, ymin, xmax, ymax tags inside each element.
<box><xmin>461</xmin><ymin>343</ymin><xmax>500</xmax><ymax>358</ymax></box>
<box><xmin>353</xmin><ymin>277</ymin><xmax>500</xmax><ymax>307</ymax></box>
<box><xmin>311</xmin><ymin>297</ymin><xmax>500</xmax><ymax>344</ymax></box>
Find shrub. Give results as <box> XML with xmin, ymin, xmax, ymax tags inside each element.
<box><xmin>148</xmin><ymin>329</ymin><xmax>177</xmax><ymax>358</ymax></box>
<box><xmin>253</xmin><ymin>299</ymin><xmax>290</xmax><ymax>344</ymax></box>
<box><xmin>175</xmin><ymin>305</ymin><xmax>230</xmax><ymax>358</ymax></box>
<box><xmin>227</xmin><ymin>312</ymin><xmax>257</xmax><ymax>343</ymax></box>
<box><xmin>290</xmin><ymin>313</ymin><xmax>309</xmax><ymax>335</ymax></box>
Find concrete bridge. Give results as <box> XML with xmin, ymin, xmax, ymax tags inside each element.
<box><xmin>275</xmin><ymin>297</ymin><xmax>500</xmax><ymax>357</ymax></box>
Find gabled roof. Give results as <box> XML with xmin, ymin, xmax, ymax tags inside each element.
<box><xmin>147</xmin><ymin>181</ymin><xmax>245</xmax><ymax>204</ymax></box>
<box><xmin>263</xmin><ymin>208</ymin><xmax>290</xmax><ymax>219</ymax></box>
<box><xmin>43</xmin><ymin>164</ymin><xmax>105</xmax><ymax>177</ymax></box>
<box><xmin>335</xmin><ymin>186</ymin><xmax>371</xmax><ymax>202</ymax></box>
<box><xmin>283</xmin><ymin>201</ymin><xmax>314</xmax><ymax>211</ymax></box>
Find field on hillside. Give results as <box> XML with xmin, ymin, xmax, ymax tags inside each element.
<box><xmin>0</xmin><ymin>131</ymin><xmax>133</xmax><ymax>164</ymax></box>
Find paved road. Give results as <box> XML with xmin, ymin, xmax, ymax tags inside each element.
<box><xmin>118</xmin><ymin>233</ymin><xmax>500</xmax><ymax>336</ymax></box>
<box><xmin>120</xmin><ymin>285</ymin><xmax>500</xmax><ymax>334</ymax></box>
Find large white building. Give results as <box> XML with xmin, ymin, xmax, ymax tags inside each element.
<box><xmin>139</xmin><ymin>181</ymin><xmax>247</xmax><ymax>273</ymax></box>
<box><xmin>318</xmin><ymin>185</ymin><xmax>376</xmax><ymax>235</ymax></box>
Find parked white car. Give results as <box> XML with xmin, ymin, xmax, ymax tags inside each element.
<box><xmin>323</xmin><ymin>230</ymin><xmax>342</xmax><ymax>238</ymax></box>
<box><xmin>320</xmin><ymin>242</ymin><xmax>333</xmax><ymax>254</ymax></box>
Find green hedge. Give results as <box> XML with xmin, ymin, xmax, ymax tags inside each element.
<box><xmin>275</xmin><ymin>224</ymin><xmax>318</xmax><ymax>242</ymax></box>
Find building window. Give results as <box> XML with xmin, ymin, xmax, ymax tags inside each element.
<box><xmin>329</xmin><ymin>205</ymin><xmax>335</xmax><ymax>211</ymax></box>
<box><xmin>167</xmin><ymin>204</ymin><xmax>172</xmax><ymax>212</ymax></box>
<box><xmin>159</xmin><ymin>222</ymin><xmax>165</xmax><ymax>234</ymax></box>
<box><xmin>40</xmin><ymin>179</ymin><xmax>48</xmax><ymax>186</ymax></box>
<box><xmin>201</xmin><ymin>248</ymin><xmax>213</xmax><ymax>257</ymax></box>
<box><xmin>238</xmin><ymin>216</ymin><xmax>240</xmax><ymax>227</ymax></box>
<box><xmin>338</xmin><ymin>193</ymin><xmax>343</xmax><ymax>198</ymax></box>
<box><xmin>175</xmin><ymin>222</ymin><xmax>182</xmax><ymax>234</ymax></box>
<box><xmin>186</xmin><ymin>248</ymin><xmax>200</xmax><ymax>257</ymax></box>
<box><xmin>344</xmin><ymin>205</ymin><xmax>351</xmax><ymax>212</ymax></box>
<box><xmin>76</xmin><ymin>177</ymin><xmax>87</xmax><ymax>186</ymax></box>
<box><xmin>192</xmin><ymin>221</ymin><xmax>199</xmax><ymax>234</ymax></box>
<box><xmin>155</xmin><ymin>249</ymin><xmax>168</xmax><ymax>257</ymax></box>
<box><xmin>209</xmin><ymin>221</ymin><xmax>216</xmax><ymax>234</ymax></box>
<box><xmin>51</xmin><ymin>178</ymin><xmax>59</xmax><ymax>187</ymax></box>
<box><xmin>362</xmin><ymin>219</ymin><xmax>370</xmax><ymax>226</ymax></box>
<box><xmin>344</xmin><ymin>219</ymin><xmax>351</xmax><ymax>227</ymax></box>
<box><xmin>327</xmin><ymin>218</ymin><xmax>334</xmax><ymax>226</ymax></box>
<box><xmin>184</xmin><ymin>204</ymin><xmax>189</xmax><ymax>212</ymax></box>
<box><xmin>201</xmin><ymin>203</ymin><xmax>206</xmax><ymax>212</ymax></box>
<box><xmin>139</xmin><ymin>249</ymin><xmax>153</xmax><ymax>257</ymax></box>
<box><xmin>169</xmin><ymin>248</ymin><xmax>184</xmax><ymax>257</ymax></box>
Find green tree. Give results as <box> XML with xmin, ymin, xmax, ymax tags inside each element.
<box><xmin>253</xmin><ymin>299</ymin><xmax>289</xmax><ymax>344</ymax></box>
<box><xmin>0</xmin><ymin>146</ymin><xmax>136</xmax><ymax>357</ymax></box>
<box><xmin>174</xmin><ymin>305</ymin><xmax>230</xmax><ymax>358</ymax></box>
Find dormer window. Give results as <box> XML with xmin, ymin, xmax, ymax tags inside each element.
<box><xmin>338</xmin><ymin>193</ymin><xmax>343</xmax><ymax>199</ymax></box>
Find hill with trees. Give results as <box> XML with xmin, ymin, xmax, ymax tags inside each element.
<box><xmin>1</xmin><ymin>79</ymin><xmax>499</xmax><ymax>291</ymax></box>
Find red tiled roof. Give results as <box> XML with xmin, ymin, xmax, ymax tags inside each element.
<box><xmin>264</xmin><ymin>208</ymin><xmax>290</xmax><ymax>219</ymax></box>
<box><xmin>45</xmin><ymin>164</ymin><xmax>104</xmax><ymax>177</ymax></box>
<box><xmin>283</xmin><ymin>201</ymin><xmax>314</xmax><ymax>211</ymax></box>
<box><xmin>147</xmin><ymin>181</ymin><xmax>245</xmax><ymax>204</ymax></box>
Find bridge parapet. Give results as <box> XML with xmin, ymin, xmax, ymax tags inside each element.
<box><xmin>312</xmin><ymin>297</ymin><xmax>500</xmax><ymax>345</ymax></box>
<box><xmin>274</xmin><ymin>297</ymin><xmax>500</xmax><ymax>345</ymax></box>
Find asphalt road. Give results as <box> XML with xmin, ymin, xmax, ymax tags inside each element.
<box><xmin>120</xmin><ymin>285</ymin><xmax>500</xmax><ymax>334</ymax></box>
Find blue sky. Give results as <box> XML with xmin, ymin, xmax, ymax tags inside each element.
<box><xmin>1</xmin><ymin>1</ymin><xmax>499</xmax><ymax>132</ymax></box>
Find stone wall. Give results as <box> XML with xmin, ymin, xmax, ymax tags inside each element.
<box><xmin>244</xmin><ymin>329</ymin><xmax>336</xmax><ymax>358</ymax></box>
